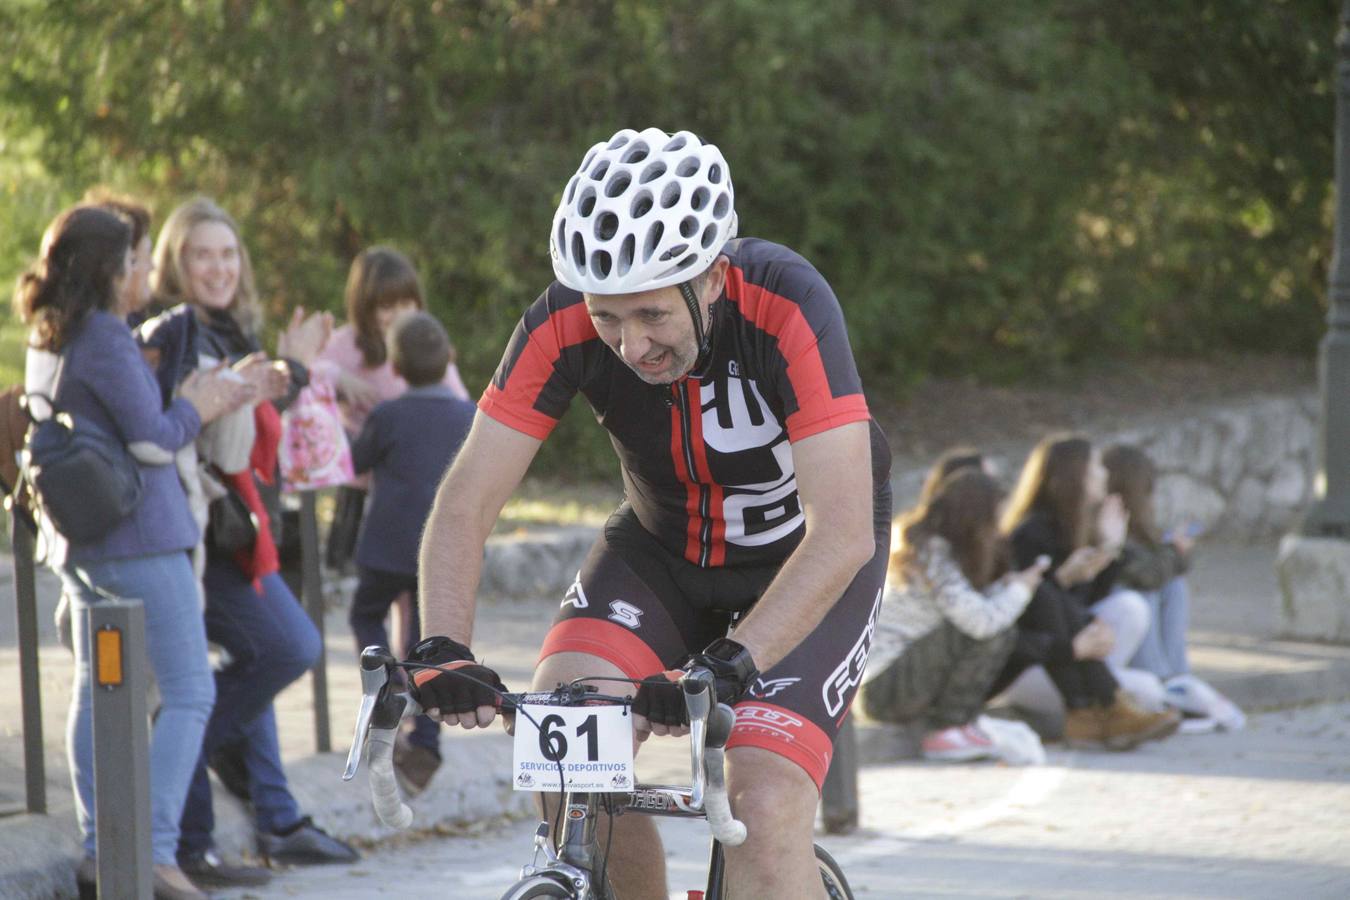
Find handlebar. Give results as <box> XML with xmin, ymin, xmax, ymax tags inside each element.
<box><xmin>342</xmin><ymin>646</ymin><xmax>747</xmax><ymax>846</ymax></box>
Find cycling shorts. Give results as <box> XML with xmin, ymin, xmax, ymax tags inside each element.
<box><xmin>538</xmin><ymin>503</ymin><xmax>890</xmax><ymax>790</ymax></box>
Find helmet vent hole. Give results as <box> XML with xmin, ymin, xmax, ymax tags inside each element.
<box><xmin>663</xmin><ymin>135</ymin><xmax>687</xmax><ymax>152</ymax></box>
<box><xmin>589</xmin><ymin>160</ymin><xmax>609</xmax><ymax>181</ymax></box>
<box><xmin>639</xmin><ymin>161</ymin><xmax>667</xmax><ymax>184</ymax></box>
<box><xmin>596</xmin><ymin>212</ymin><xmax>619</xmax><ymax>242</ymax></box>
<box><xmin>713</xmin><ymin>192</ymin><xmax>731</xmax><ymax>219</ymax></box>
<box><xmin>577</xmin><ymin>187</ymin><xmax>596</xmax><ymax>217</ymax></box>
<box><xmin>607</xmin><ymin>134</ymin><xmax>630</xmax><ymax>150</ymax></box>
<box><xmin>565</xmin><ymin>175</ymin><xmax>580</xmax><ymax>203</ymax></box>
<box><xmin>604</xmin><ymin>171</ymin><xmax>632</xmax><ymax>198</ymax></box>
<box><xmin>659</xmin><ymin>182</ymin><xmax>681</xmax><ymax>209</ymax></box>
<box><xmin>620</xmin><ymin>142</ymin><xmax>650</xmax><ymax>164</ymax></box>
<box><xmin>617</xmin><ymin>234</ymin><xmax>635</xmax><ymax>276</ymax></box>
<box><xmin>581</xmin><ymin>149</ymin><xmax>597</xmax><ymax>171</ymax></box>
<box><xmin>690</xmin><ymin>187</ymin><xmax>710</xmax><ymax>211</ymax></box>
<box><xmin>556</xmin><ymin>221</ymin><xmax>567</xmax><ymax>253</ymax></box>
<box><xmin>591</xmin><ymin>249</ymin><xmax>612</xmax><ymax>279</ymax></box>
<box><xmin>676</xmin><ymin>156</ymin><xmax>700</xmax><ymax>177</ymax></box>
<box><xmin>660</xmin><ymin>242</ymin><xmax>689</xmax><ymax>262</ymax></box>
<box><xmin>700</xmin><ymin>224</ymin><xmax>718</xmax><ymax>249</ymax></box>
<box><xmin>570</xmin><ymin>232</ymin><xmax>586</xmax><ymax>270</ymax></box>
<box><xmin>677</xmin><ymin>252</ymin><xmax>697</xmax><ymax>271</ymax></box>
<box><xmin>642</xmin><ymin>222</ymin><xmax>664</xmax><ymax>263</ymax></box>
<box><xmin>679</xmin><ymin>216</ymin><xmax>699</xmax><ymax>239</ymax></box>
<box><xmin>708</xmin><ymin>163</ymin><xmax>722</xmax><ymax>184</ymax></box>
<box><xmin>630</xmin><ymin>191</ymin><xmax>654</xmax><ymax>220</ymax></box>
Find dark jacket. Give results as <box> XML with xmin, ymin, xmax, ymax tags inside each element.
<box><xmin>133</xmin><ymin>304</ymin><xmax>199</xmax><ymax>408</ymax></box>
<box><xmin>1115</xmin><ymin>536</ymin><xmax>1189</xmax><ymax>592</ymax></box>
<box><xmin>1009</xmin><ymin>509</ymin><xmax>1120</xmax><ymax>608</ymax></box>
<box><xmin>351</xmin><ymin>384</ymin><xmax>475</xmax><ymax>575</ymax></box>
<box><xmin>195</xmin><ymin>308</ymin><xmax>309</xmax><ymax>545</ymax></box>
<box><xmin>1002</xmin><ymin>509</ymin><xmax>1120</xmax><ymax>669</ymax></box>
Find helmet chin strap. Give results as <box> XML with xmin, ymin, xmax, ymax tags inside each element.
<box><xmin>679</xmin><ymin>280</ymin><xmax>713</xmax><ymax>359</ymax></box>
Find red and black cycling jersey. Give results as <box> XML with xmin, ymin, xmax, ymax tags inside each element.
<box><xmin>480</xmin><ymin>238</ymin><xmax>892</xmax><ymax>569</ymax></box>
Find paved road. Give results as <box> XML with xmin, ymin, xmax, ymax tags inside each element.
<box><xmin>215</xmin><ymin>701</ymin><xmax>1350</xmax><ymax>900</ymax></box>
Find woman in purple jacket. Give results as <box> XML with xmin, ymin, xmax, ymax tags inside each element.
<box><xmin>17</xmin><ymin>204</ymin><xmax>249</xmax><ymax>900</ymax></box>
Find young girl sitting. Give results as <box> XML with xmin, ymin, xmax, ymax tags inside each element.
<box><xmin>993</xmin><ymin>434</ymin><xmax>1180</xmax><ymax>748</ymax></box>
<box><xmin>860</xmin><ymin>469</ymin><xmax>1046</xmax><ymax>761</ymax></box>
<box><xmin>1103</xmin><ymin>443</ymin><xmax>1245</xmax><ymax>730</ymax></box>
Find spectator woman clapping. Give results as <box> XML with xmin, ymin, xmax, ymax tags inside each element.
<box><xmin>152</xmin><ymin>197</ymin><xmax>356</xmax><ymax>888</ymax></box>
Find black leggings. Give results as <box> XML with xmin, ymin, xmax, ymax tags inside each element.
<box><xmin>991</xmin><ymin>585</ymin><xmax>1118</xmax><ymax>709</ymax></box>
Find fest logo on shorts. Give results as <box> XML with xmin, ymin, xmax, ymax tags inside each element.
<box><xmin>821</xmin><ymin>588</ymin><xmax>882</xmax><ymax>717</ymax></box>
<box><xmin>732</xmin><ymin>704</ymin><xmax>808</xmax><ymax>741</ymax></box>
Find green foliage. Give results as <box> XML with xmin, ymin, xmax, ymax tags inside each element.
<box><xmin>0</xmin><ymin>0</ymin><xmax>1336</xmax><ymax>475</ymax></box>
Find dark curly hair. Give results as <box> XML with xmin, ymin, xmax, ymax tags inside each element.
<box><xmin>13</xmin><ymin>205</ymin><xmax>131</xmax><ymax>352</ymax></box>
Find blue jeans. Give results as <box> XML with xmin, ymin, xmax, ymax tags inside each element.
<box><xmin>178</xmin><ymin>560</ymin><xmax>321</xmax><ymax>856</ymax></box>
<box><xmin>61</xmin><ymin>552</ymin><xmax>216</xmax><ymax>866</ymax></box>
<box><xmin>1129</xmin><ymin>576</ymin><xmax>1192</xmax><ymax>681</ymax></box>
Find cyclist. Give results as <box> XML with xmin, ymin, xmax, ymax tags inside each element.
<box><xmin>414</xmin><ymin>127</ymin><xmax>891</xmax><ymax>900</ymax></box>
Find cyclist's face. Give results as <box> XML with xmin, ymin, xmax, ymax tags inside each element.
<box><xmin>586</xmin><ymin>287</ymin><xmax>700</xmax><ymax>385</ymax></box>
<box><xmin>585</xmin><ymin>257</ymin><xmax>727</xmax><ymax>385</ymax></box>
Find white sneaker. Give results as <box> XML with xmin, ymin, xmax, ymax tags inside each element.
<box><xmin>1164</xmin><ymin>675</ymin><xmax>1246</xmax><ymax>731</ymax></box>
<box><xmin>1177</xmin><ymin>716</ymin><xmax>1220</xmax><ymax>735</ymax></box>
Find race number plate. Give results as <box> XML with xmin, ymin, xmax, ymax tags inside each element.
<box><xmin>512</xmin><ymin>703</ymin><xmax>635</xmax><ymax>792</ymax></box>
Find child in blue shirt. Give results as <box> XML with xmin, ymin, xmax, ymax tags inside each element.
<box><xmin>349</xmin><ymin>311</ymin><xmax>475</xmax><ymax>792</ymax></box>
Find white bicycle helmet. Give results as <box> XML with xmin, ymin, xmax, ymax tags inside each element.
<box><xmin>549</xmin><ymin>127</ymin><xmax>738</xmax><ymax>295</ymax></box>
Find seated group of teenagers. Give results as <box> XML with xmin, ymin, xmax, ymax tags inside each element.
<box><xmin>860</xmin><ymin>435</ymin><xmax>1245</xmax><ymax>761</ymax></box>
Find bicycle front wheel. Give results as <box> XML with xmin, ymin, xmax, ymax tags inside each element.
<box><xmin>498</xmin><ymin>873</ymin><xmax>575</xmax><ymax>899</ymax></box>
<box><xmin>815</xmin><ymin>844</ymin><xmax>855</xmax><ymax>900</ymax></box>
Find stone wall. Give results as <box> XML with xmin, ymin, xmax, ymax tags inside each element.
<box><xmin>1114</xmin><ymin>394</ymin><xmax>1318</xmax><ymax>538</ymax></box>
<box><xmin>483</xmin><ymin>391</ymin><xmax>1320</xmax><ymax>602</ymax></box>
<box><xmin>894</xmin><ymin>392</ymin><xmax>1319</xmax><ymax>539</ymax></box>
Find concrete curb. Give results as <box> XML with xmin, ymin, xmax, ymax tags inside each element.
<box><xmin>210</xmin><ymin>732</ymin><xmax>533</xmax><ymax>863</ymax></box>
<box><xmin>0</xmin><ymin>812</ymin><xmax>79</xmax><ymax>899</ymax></box>
<box><xmin>851</xmin><ymin>634</ymin><xmax>1350</xmax><ymax>765</ymax></box>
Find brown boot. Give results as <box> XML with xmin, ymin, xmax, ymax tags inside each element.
<box><xmin>1063</xmin><ymin>705</ymin><xmax>1106</xmax><ymax>748</ymax></box>
<box><xmin>1100</xmin><ymin>692</ymin><xmax>1181</xmax><ymax>750</ymax></box>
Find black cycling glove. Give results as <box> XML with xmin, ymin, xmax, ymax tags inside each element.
<box><xmin>409</xmin><ymin>636</ymin><xmax>508</xmax><ymax>716</ymax></box>
<box><xmin>633</xmin><ymin>637</ymin><xmax>759</xmax><ymax>728</ymax></box>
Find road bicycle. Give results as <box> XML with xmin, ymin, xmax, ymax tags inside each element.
<box><xmin>344</xmin><ymin>646</ymin><xmax>854</xmax><ymax>899</ymax></box>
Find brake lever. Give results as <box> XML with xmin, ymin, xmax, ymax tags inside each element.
<box><xmin>682</xmin><ymin>666</ymin><xmax>715</xmax><ymax>810</ymax></box>
<box><xmin>343</xmin><ymin>646</ymin><xmax>398</xmax><ymax>781</ymax></box>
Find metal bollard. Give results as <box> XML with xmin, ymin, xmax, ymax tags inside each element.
<box><xmin>299</xmin><ymin>491</ymin><xmax>331</xmax><ymax>753</ymax></box>
<box><xmin>10</xmin><ymin>511</ymin><xmax>45</xmax><ymax>815</ymax></box>
<box><xmin>820</xmin><ymin>712</ymin><xmax>859</xmax><ymax>835</ymax></box>
<box><xmin>88</xmin><ymin>599</ymin><xmax>152</xmax><ymax>899</ymax></box>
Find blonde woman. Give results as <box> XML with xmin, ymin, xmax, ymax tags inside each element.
<box><xmin>152</xmin><ymin>197</ymin><xmax>357</xmax><ymax>888</ymax></box>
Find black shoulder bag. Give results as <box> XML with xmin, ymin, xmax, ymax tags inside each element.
<box><xmin>20</xmin><ymin>354</ymin><xmax>144</xmax><ymax>544</ymax></box>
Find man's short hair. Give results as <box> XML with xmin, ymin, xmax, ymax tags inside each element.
<box><xmin>389</xmin><ymin>311</ymin><xmax>452</xmax><ymax>387</ymax></box>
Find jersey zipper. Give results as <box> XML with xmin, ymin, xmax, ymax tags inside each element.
<box><xmin>672</xmin><ymin>381</ymin><xmax>713</xmax><ymax>567</ymax></box>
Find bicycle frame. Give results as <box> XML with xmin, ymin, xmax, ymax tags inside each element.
<box><xmin>524</xmin><ymin>785</ymin><xmax>727</xmax><ymax>900</ymax></box>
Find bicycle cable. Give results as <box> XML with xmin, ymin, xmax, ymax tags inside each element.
<box><xmin>398</xmin><ymin>660</ymin><xmax>641</xmax><ymax>856</ymax></box>
<box><xmin>398</xmin><ymin>661</ymin><xmax>570</xmax><ymax>798</ymax></box>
